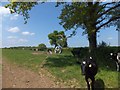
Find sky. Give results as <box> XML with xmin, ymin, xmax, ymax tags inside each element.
<box><xmin>0</xmin><ymin>2</ymin><xmax>119</xmax><ymax>48</ymax></box>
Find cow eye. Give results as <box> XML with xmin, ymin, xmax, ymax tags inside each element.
<box><xmin>89</xmin><ymin>64</ymin><xmax>92</xmax><ymax>67</ymax></box>
<box><xmin>83</xmin><ymin>61</ymin><xmax>86</xmax><ymax>64</ymax></box>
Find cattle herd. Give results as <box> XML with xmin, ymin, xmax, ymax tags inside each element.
<box><xmin>47</xmin><ymin>47</ymin><xmax>120</xmax><ymax>90</ymax></box>
<box><xmin>71</xmin><ymin>49</ymin><xmax>120</xmax><ymax>90</ymax></box>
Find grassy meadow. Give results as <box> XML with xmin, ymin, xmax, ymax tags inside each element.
<box><xmin>2</xmin><ymin>47</ymin><xmax>120</xmax><ymax>88</ymax></box>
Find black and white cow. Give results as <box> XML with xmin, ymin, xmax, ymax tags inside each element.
<box><xmin>81</xmin><ymin>56</ymin><xmax>98</xmax><ymax>90</ymax></box>
<box><xmin>110</xmin><ymin>52</ymin><xmax>120</xmax><ymax>72</ymax></box>
<box><xmin>54</xmin><ymin>46</ymin><xmax>62</xmax><ymax>54</ymax></box>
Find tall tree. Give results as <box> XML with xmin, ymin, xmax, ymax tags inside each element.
<box><xmin>5</xmin><ymin>1</ymin><xmax>120</xmax><ymax>52</ymax></box>
<box><xmin>57</xmin><ymin>2</ymin><xmax>120</xmax><ymax>52</ymax></box>
<box><xmin>48</xmin><ymin>30</ymin><xmax>67</xmax><ymax>47</ymax></box>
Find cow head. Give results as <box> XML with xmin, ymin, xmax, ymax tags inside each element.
<box><xmin>81</xmin><ymin>60</ymin><xmax>86</xmax><ymax>75</ymax></box>
<box><xmin>81</xmin><ymin>57</ymin><xmax>93</xmax><ymax>75</ymax></box>
<box><xmin>110</xmin><ymin>52</ymin><xmax>117</xmax><ymax>60</ymax></box>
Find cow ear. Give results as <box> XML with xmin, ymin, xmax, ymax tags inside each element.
<box><xmin>89</xmin><ymin>64</ymin><xmax>92</xmax><ymax>67</ymax></box>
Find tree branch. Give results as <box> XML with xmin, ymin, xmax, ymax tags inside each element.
<box><xmin>96</xmin><ymin>2</ymin><xmax>115</xmax><ymax>14</ymax></box>
<box><xmin>96</xmin><ymin>16</ymin><xmax>120</xmax><ymax>31</ymax></box>
<box><xmin>102</xmin><ymin>2</ymin><xmax>116</xmax><ymax>7</ymax></box>
<box><xmin>98</xmin><ymin>3</ymin><xmax>120</xmax><ymax>19</ymax></box>
<box><xmin>95</xmin><ymin>17</ymin><xmax>106</xmax><ymax>25</ymax></box>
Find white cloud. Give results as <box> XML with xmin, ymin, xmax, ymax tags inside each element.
<box><xmin>30</xmin><ymin>33</ymin><xmax>35</xmax><ymax>35</ymax></box>
<box><xmin>7</xmin><ymin>36</ymin><xmax>17</xmax><ymax>39</ymax></box>
<box><xmin>8</xmin><ymin>27</ymin><xmax>20</xmax><ymax>33</ymax></box>
<box><xmin>10</xmin><ymin>14</ymin><xmax>19</xmax><ymax>20</ymax></box>
<box><xmin>0</xmin><ymin>6</ymin><xmax>18</xmax><ymax>21</ymax></box>
<box><xmin>18</xmin><ymin>39</ymin><xmax>28</xmax><ymax>42</ymax></box>
<box><xmin>22</xmin><ymin>31</ymin><xmax>35</xmax><ymax>35</ymax></box>
<box><xmin>0</xmin><ymin>6</ymin><xmax>10</xmax><ymax>16</ymax></box>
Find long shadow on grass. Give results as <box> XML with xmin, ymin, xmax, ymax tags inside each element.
<box><xmin>97</xmin><ymin>56</ymin><xmax>117</xmax><ymax>72</ymax></box>
<box><xmin>94</xmin><ymin>78</ymin><xmax>105</xmax><ymax>90</ymax></box>
<box><xmin>44</xmin><ymin>51</ymin><xmax>117</xmax><ymax>72</ymax></box>
<box><xmin>44</xmin><ymin>54</ymin><xmax>117</xmax><ymax>72</ymax></box>
<box><xmin>90</xmin><ymin>47</ymin><xmax>118</xmax><ymax>72</ymax></box>
<box><xmin>44</xmin><ymin>55</ymin><xmax>78</xmax><ymax>67</ymax></box>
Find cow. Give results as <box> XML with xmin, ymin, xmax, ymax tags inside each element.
<box><xmin>110</xmin><ymin>52</ymin><xmax>120</xmax><ymax>72</ymax></box>
<box><xmin>81</xmin><ymin>56</ymin><xmax>98</xmax><ymax>90</ymax></box>
<box><xmin>47</xmin><ymin>49</ymin><xmax>52</xmax><ymax>54</ymax></box>
<box><xmin>71</xmin><ymin>50</ymin><xmax>80</xmax><ymax>57</ymax></box>
<box><xmin>54</xmin><ymin>46</ymin><xmax>62</xmax><ymax>54</ymax></box>
<box><xmin>71</xmin><ymin>48</ymin><xmax>81</xmax><ymax>57</ymax></box>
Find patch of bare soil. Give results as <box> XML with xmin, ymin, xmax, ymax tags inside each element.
<box><xmin>32</xmin><ymin>51</ymin><xmax>53</xmax><ymax>55</ymax></box>
<box><xmin>32</xmin><ymin>51</ymin><xmax>47</xmax><ymax>55</ymax></box>
<box><xmin>2</xmin><ymin>59</ymin><xmax>65</xmax><ymax>88</ymax></box>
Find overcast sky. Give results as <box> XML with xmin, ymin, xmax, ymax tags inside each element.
<box><xmin>1</xmin><ymin>2</ymin><xmax>119</xmax><ymax>48</ymax></box>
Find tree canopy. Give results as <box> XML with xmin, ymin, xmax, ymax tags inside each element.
<box><xmin>5</xmin><ymin>2</ymin><xmax>38</xmax><ymax>24</ymax></box>
<box><xmin>38</xmin><ymin>43</ymin><xmax>47</xmax><ymax>51</ymax></box>
<box><xmin>48</xmin><ymin>30</ymin><xmax>67</xmax><ymax>47</ymax></box>
<box><xmin>57</xmin><ymin>2</ymin><xmax>120</xmax><ymax>31</ymax></box>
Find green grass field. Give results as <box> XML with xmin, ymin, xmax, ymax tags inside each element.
<box><xmin>2</xmin><ymin>48</ymin><xmax>120</xmax><ymax>88</ymax></box>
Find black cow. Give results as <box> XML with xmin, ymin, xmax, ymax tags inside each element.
<box><xmin>110</xmin><ymin>52</ymin><xmax>120</xmax><ymax>72</ymax></box>
<box><xmin>71</xmin><ymin>48</ymin><xmax>81</xmax><ymax>57</ymax></box>
<box><xmin>81</xmin><ymin>56</ymin><xmax>98</xmax><ymax>90</ymax></box>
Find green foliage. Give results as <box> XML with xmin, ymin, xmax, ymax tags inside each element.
<box><xmin>38</xmin><ymin>43</ymin><xmax>47</xmax><ymax>51</ymax></box>
<box><xmin>98</xmin><ymin>41</ymin><xmax>109</xmax><ymax>48</ymax></box>
<box><xmin>58</xmin><ymin>2</ymin><xmax>120</xmax><ymax>33</ymax></box>
<box><xmin>48</xmin><ymin>30</ymin><xmax>67</xmax><ymax>47</ymax></box>
<box><xmin>71</xmin><ymin>47</ymin><xmax>89</xmax><ymax>58</ymax></box>
<box><xmin>5</xmin><ymin>2</ymin><xmax>38</xmax><ymax>24</ymax></box>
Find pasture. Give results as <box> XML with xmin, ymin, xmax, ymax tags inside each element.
<box><xmin>2</xmin><ymin>47</ymin><xmax>120</xmax><ymax>88</ymax></box>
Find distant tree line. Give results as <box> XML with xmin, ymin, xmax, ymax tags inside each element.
<box><xmin>4</xmin><ymin>43</ymin><xmax>48</xmax><ymax>51</ymax></box>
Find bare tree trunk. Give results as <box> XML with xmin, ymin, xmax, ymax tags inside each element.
<box><xmin>88</xmin><ymin>31</ymin><xmax>97</xmax><ymax>54</ymax></box>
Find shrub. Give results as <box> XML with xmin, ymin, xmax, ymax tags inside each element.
<box><xmin>38</xmin><ymin>43</ymin><xmax>47</xmax><ymax>51</ymax></box>
<box><xmin>98</xmin><ymin>41</ymin><xmax>109</xmax><ymax>48</ymax></box>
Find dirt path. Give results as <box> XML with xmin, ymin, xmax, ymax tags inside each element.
<box><xmin>2</xmin><ymin>59</ymin><xmax>65</xmax><ymax>88</ymax></box>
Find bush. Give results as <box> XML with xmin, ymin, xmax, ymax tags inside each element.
<box><xmin>38</xmin><ymin>43</ymin><xmax>47</xmax><ymax>51</ymax></box>
<box><xmin>70</xmin><ymin>47</ymin><xmax>89</xmax><ymax>58</ymax></box>
<box><xmin>98</xmin><ymin>41</ymin><xmax>109</xmax><ymax>48</ymax></box>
